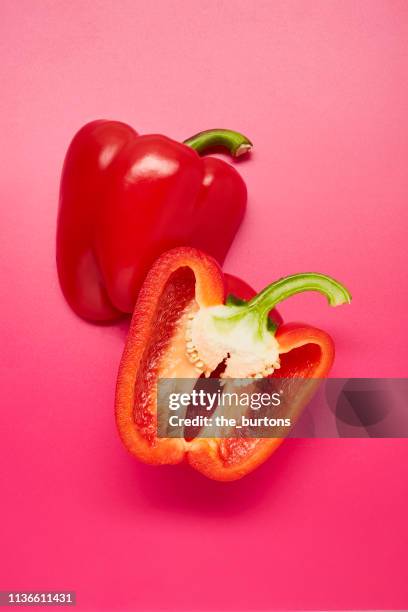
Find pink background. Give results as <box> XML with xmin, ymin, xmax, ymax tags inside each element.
<box><xmin>1</xmin><ymin>1</ymin><xmax>408</xmax><ymax>610</ymax></box>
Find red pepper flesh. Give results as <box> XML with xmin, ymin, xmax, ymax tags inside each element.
<box><xmin>57</xmin><ymin>121</ymin><xmax>249</xmax><ymax>321</ymax></box>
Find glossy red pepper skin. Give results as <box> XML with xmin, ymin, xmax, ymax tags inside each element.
<box><xmin>57</xmin><ymin>121</ymin><xmax>247</xmax><ymax>321</ymax></box>
<box><xmin>115</xmin><ymin>248</ymin><xmax>335</xmax><ymax>481</ymax></box>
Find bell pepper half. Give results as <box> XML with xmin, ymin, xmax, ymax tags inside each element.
<box><xmin>57</xmin><ymin>121</ymin><xmax>251</xmax><ymax>322</ymax></box>
<box><xmin>115</xmin><ymin>247</ymin><xmax>351</xmax><ymax>481</ymax></box>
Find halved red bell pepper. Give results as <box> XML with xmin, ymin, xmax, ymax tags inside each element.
<box><xmin>115</xmin><ymin>247</ymin><xmax>351</xmax><ymax>481</ymax></box>
<box><xmin>57</xmin><ymin>121</ymin><xmax>251</xmax><ymax>322</ymax></box>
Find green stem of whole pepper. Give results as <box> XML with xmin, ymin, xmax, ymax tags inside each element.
<box><xmin>183</xmin><ymin>129</ymin><xmax>253</xmax><ymax>157</ymax></box>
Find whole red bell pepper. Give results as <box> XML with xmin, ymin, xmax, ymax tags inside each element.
<box><xmin>57</xmin><ymin>121</ymin><xmax>251</xmax><ymax>321</ymax></box>
<box><xmin>115</xmin><ymin>247</ymin><xmax>351</xmax><ymax>481</ymax></box>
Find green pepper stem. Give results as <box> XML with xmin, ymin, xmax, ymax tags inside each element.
<box><xmin>183</xmin><ymin>129</ymin><xmax>253</xmax><ymax>158</ymax></box>
<box><xmin>247</xmin><ymin>273</ymin><xmax>352</xmax><ymax>321</ymax></box>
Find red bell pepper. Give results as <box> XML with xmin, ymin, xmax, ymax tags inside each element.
<box><xmin>57</xmin><ymin>121</ymin><xmax>251</xmax><ymax>322</ymax></box>
<box><xmin>115</xmin><ymin>247</ymin><xmax>351</xmax><ymax>481</ymax></box>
